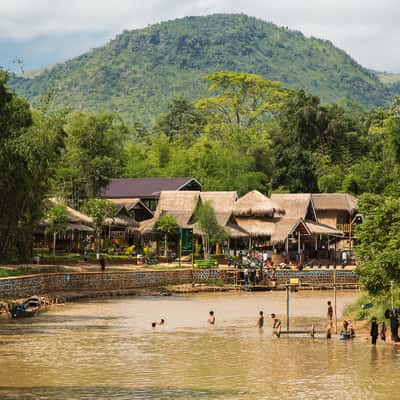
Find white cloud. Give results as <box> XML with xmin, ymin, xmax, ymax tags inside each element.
<box><xmin>0</xmin><ymin>0</ymin><xmax>399</xmax><ymax>71</ymax></box>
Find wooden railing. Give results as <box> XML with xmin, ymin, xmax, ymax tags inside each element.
<box><xmin>336</xmin><ymin>224</ymin><xmax>353</xmax><ymax>234</ymax></box>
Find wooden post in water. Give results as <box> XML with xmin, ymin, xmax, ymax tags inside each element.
<box><xmin>286</xmin><ymin>283</ymin><xmax>290</xmax><ymax>332</ymax></box>
<box><xmin>334</xmin><ymin>267</ymin><xmax>338</xmax><ymax>334</ymax></box>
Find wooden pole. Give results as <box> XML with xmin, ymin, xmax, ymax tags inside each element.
<box><xmin>334</xmin><ymin>267</ymin><xmax>338</xmax><ymax>334</ymax></box>
<box><xmin>286</xmin><ymin>283</ymin><xmax>290</xmax><ymax>332</ymax></box>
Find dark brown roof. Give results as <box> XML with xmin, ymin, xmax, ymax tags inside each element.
<box><xmin>100</xmin><ymin>177</ymin><xmax>201</xmax><ymax>199</ymax></box>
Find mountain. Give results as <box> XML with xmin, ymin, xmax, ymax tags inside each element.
<box><xmin>9</xmin><ymin>14</ymin><xmax>393</xmax><ymax>124</ymax></box>
<box><xmin>377</xmin><ymin>72</ymin><xmax>400</xmax><ymax>97</ymax></box>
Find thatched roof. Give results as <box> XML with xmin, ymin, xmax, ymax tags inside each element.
<box><xmin>139</xmin><ymin>190</ymin><xmax>200</xmax><ymax>234</ymax></box>
<box><xmin>305</xmin><ymin>221</ymin><xmax>343</xmax><ymax>236</ymax></box>
<box><xmin>48</xmin><ymin>198</ymin><xmax>93</xmax><ymax>225</ymax></box>
<box><xmin>312</xmin><ymin>193</ymin><xmax>357</xmax><ymax>214</ymax></box>
<box><xmin>271</xmin><ymin>193</ymin><xmax>316</xmax><ymax>221</ymax></box>
<box><xmin>235</xmin><ymin>217</ymin><xmax>275</xmax><ymax>238</ymax></box>
<box><xmin>233</xmin><ymin>190</ymin><xmax>285</xmax><ymax>217</ymax></box>
<box><xmin>271</xmin><ymin>218</ymin><xmax>311</xmax><ymax>244</ymax></box>
<box><xmin>235</xmin><ymin>216</ymin><xmax>310</xmax><ymax>242</ymax></box>
<box><xmin>200</xmin><ymin>191</ymin><xmax>238</xmax><ymax>226</ymax></box>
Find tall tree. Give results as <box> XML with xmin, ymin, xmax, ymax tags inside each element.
<box><xmin>356</xmin><ymin>194</ymin><xmax>400</xmax><ymax>295</ymax></box>
<box><xmin>196</xmin><ymin>71</ymin><xmax>289</xmax><ymax>127</ymax></box>
<box><xmin>45</xmin><ymin>204</ymin><xmax>68</xmax><ymax>256</ymax></box>
<box><xmin>0</xmin><ymin>72</ymin><xmax>66</xmax><ymax>261</ymax></box>
<box><xmin>156</xmin><ymin>215</ymin><xmax>178</xmax><ymax>257</ymax></box>
<box><xmin>82</xmin><ymin>199</ymin><xmax>116</xmax><ymax>258</ymax></box>
<box><xmin>58</xmin><ymin>111</ymin><xmax>129</xmax><ymax>207</ymax></box>
<box><xmin>194</xmin><ymin>201</ymin><xmax>227</xmax><ymax>259</ymax></box>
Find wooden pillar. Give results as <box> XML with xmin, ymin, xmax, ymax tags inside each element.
<box><xmin>297</xmin><ymin>231</ymin><xmax>301</xmax><ymax>262</ymax></box>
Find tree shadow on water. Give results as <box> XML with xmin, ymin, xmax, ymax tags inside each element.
<box><xmin>0</xmin><ymin>386</ymin><xmax>240</xmax><ymax>400</ymax></box>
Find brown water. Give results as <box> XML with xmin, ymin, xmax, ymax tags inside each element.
<box><xmin>0</xmin><ymin>291</ymin><xmax>398</xmax><ymax>400</ymax></box>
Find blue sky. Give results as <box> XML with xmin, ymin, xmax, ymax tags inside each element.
<box><xmin>1</xmin><ymin>0</ymin><xmax>399</xmax><ymax>73</ymax></box>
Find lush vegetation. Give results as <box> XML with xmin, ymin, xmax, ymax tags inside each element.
<box><xmin>9</xmin><ymin>14</ymin><xmax>393</xmax><ymax>125</ymax></box>
<box><xmin>2</xmin><ymin>63</ymin><xmax>400</xmax><ymax>269</ymax></box>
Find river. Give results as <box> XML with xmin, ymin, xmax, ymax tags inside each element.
<box><xmin>0</xmin><ymin>291</ymin><xmax>398</xmax><ymax>399</ymax></box>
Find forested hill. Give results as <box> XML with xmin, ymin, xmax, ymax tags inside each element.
<box><xmin>9</xmin><ymin>14</ymin><xmax>393</xmax><ymax>124</ymax></box>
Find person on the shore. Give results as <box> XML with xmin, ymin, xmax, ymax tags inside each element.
<box><xmin>151</xmin><ymin>322</ymin><xmax>157</xmax><ymax>328</ymax></box>
<box><xmin>208</xmin><ymin>310</ymin><xmax>215</xmax><ymax>326</ymax></box>
<box><xmin>99</xmin><ymin>256</ymin><xmax>106</xmax><ymax>271</ymax></box>
<box><xmin>389</xmin><ymin>310</ymin><xmax>399</xmax><ymax>342</ymax></box>
<box><xmin>327</xmin><ymin>301</ymin><xmax>333</xmax><ymax>321</ymax></box>
<box><xmin>381</xmin><ymin>321</ymin><xmax>387</xmax><ymax>341</ymax></box>
<box><xmin>271</xmin><ymin>313</ymin><xmax>281</xmax><ymax>337</ymax></box>
<box><xmin>257</xmin><ymin>311</ymin><xmax>264</xmax><ymax>329</ymax></box>
<box><xmin>243</xmin><ymin>268</ymin><xmax>249</xmax><ymax>285</ymax></box>
<box><xmin>370</xmin><ymin>317</ymin><xmax>379</xmax><ymax>345</ymax></box>
<box><xmin>159</xmin><ymin>319</ymin><xmax>165</xmax><ymax>325</ymax></box>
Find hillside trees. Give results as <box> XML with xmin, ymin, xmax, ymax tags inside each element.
<box><xmin>0</xmin><ymin>72</ymin><xmax>66</xmax><ymax>261</ymax></box>
<box><xmin>54</xmin><ymin>112</ymin><xmax>129</xmax><ymax>207</ymax></box>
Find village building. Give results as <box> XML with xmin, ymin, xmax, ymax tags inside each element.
<box><xmin>100</xmin><ymin>177</ymin><xmax>201</xmax><ymax>211</ymax></box>
<box><xmin>34</xmin><ymin>199</ymin><xmax>140</xmax><ymax>253</ymax></box>
<box><xmin>138</xmin><ymin>189</ymin><xmax>351</xmax><ymax>266</ymax></box>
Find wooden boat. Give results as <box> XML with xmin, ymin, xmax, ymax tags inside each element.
<box><xmin>10</xmin><ymin>296</ymin><xmax>42</xmax><ymax>319</ymax></box>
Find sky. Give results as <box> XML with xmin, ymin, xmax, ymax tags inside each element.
<box><xmin>1</xmin><ymin>0</ymin><xmax>399</xmax><ymax>74</ymax></box>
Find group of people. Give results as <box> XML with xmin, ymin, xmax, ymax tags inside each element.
<box><xmin>369</xmin><ymin>308</ymin><xmax>400</xmax><ymax>344</ymax></box>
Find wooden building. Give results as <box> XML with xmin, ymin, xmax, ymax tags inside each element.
<box><xmin>100</xmin><ymin>177</ymin><xmax>201</xmax><ymax>211</ymax></box>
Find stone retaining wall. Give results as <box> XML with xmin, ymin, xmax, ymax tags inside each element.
<box><xmin>274</xmin><ymin>270</ymin><xmax>359</xmax><ymax>285</ymax></box>
<box><xmin>0</xmin><ymin>269</ymin><xmax>359</xmax><ymax>299</ymax></box>
<box><xmin>0</xmin><ymin>269</ymin><xmax>193</xmax><ymax>299</ymax></box>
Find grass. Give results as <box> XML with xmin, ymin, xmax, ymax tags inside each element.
<box><xmin>0</xmin><ymin>268</ymin><xmax>34</xmax><ymax>278</ymax></box>
<box><xmin>344</xmin><ymin>288</ymin><xmax>400</xmax><ymax>323</ymax></box>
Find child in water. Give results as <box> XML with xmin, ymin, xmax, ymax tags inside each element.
<box><xmin>271</xmin><ymin>313</ymin><xmax>281</xmax><ymax>337</ymax></box>
<box><xmin>208</xmin><ymin>310</ymin><xmax>215</xmax><ymax>326</ymax></box>
<box><xmin>257</xmin><ymin>311</ymin><xmax>264</xmax><ymax>329</ymax></box>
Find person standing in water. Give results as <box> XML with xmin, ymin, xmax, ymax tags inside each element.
<box><xmin>257</xmin><ymin>311</ymin><xmax>264</xmax><ymax>330</ymax></box>
<box><xmin>208</xmin><ymin>310</ymin><xmax>215</xmax><ymax>326</ymax></box>
<box><xmin>327</xmin><ymin>301</ymin><xmax>333</xmax><ymax>321</ymax></box>
<box><xmin>381</xmin><ymin>321</ymin><xmax>387</xmax><ymax>341</ymax></box>
<box><xmin>370</xmin><ymin>317</ymin><xmax>379</xmax><ymax>345</ymax></box>
<box><xmin>271</xmin><ymin>313</ymin><xmax>281</xmax><ymax>337</ymax></box>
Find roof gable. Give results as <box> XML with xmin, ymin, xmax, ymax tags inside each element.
<box><xmin>312</xmin><ymin>193</ymin><xmax>357</xmax><ymax>213</ymax></box>
<box><xmin>271</xmin><ymin>193</ymin><xmax>317</xmax><ymax>222</ymax></box>
<box><xmin>100</xmin><ymin>177</ymin><xmax>201</xmax><ymax>199</ymax></box>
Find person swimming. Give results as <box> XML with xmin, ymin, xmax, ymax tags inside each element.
<box><xmin>208</xmin><ymin>310</ymin><xmax>215</xmax><ymax>326</ymax></box>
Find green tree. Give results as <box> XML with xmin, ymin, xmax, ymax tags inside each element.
<box><xmin>153</xmin><ymin>97</ymin><xmax>207</xmax><ymax>143</ymax></box>
<box><xmin>0</xmin><ymin>72</ymin><xmax>66</xmax><ymax>262</ymax></box>
<box><xmin>45</xmin><ymin>204</ymin><xmax>68</xmax><ymax>256</ymax></box>
<box><xmin>196</xmin><ymin>71</ymin><xmax>289</xmax><ymax>127</ymax></box>
<box><xmin>82</xmin><ymin>199</ymin><xmax>116</xmax><ymax>257</ymax></box>
<box><xmin>156</xmin><ymin>215</ymin><xmax>179</xmax><ymax>256</ymax></box>
<box><xmin>194</xmin><ymin>201</ymin><xmax>228</xmax><ymax>258</ymax></box>
<box><xmin>58</xmin><ymin>111</ymin><xmax>128</xmax><ymax>206</ymax></box>
<box><xmin>356</xmin><ymin>194</ymin><xmax>400</xmax><ymax>295</ymax></box>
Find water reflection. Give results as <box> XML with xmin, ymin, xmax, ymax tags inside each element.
<box><xmin>0</xmin><ymin>291</ymin><xmax>398</xmax><ymax>399</ymax></box>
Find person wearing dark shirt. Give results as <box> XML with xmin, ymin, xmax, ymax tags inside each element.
<box><xmin>381</xmin><ymin>321</ymin><xmax>387</xmax><ymax>342</ymax></box>
<box><xmin>257</xmin><ymin>311</ymin><xmax>264</xmax><ymax>329</ymax></box>
<box><xmin>370</xmin><ymin>317</ymin><xmax>379</xmax><ymax>345</ymax></box>
<box><xmin>327</xmin><ymin>301</ymin><xmax>333</xmax><ymax>321</ymax></box>
<box><xmin>389</xmin><ymin>311</ymin><xmax>400</xmax><ymax>342</ymax></box>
